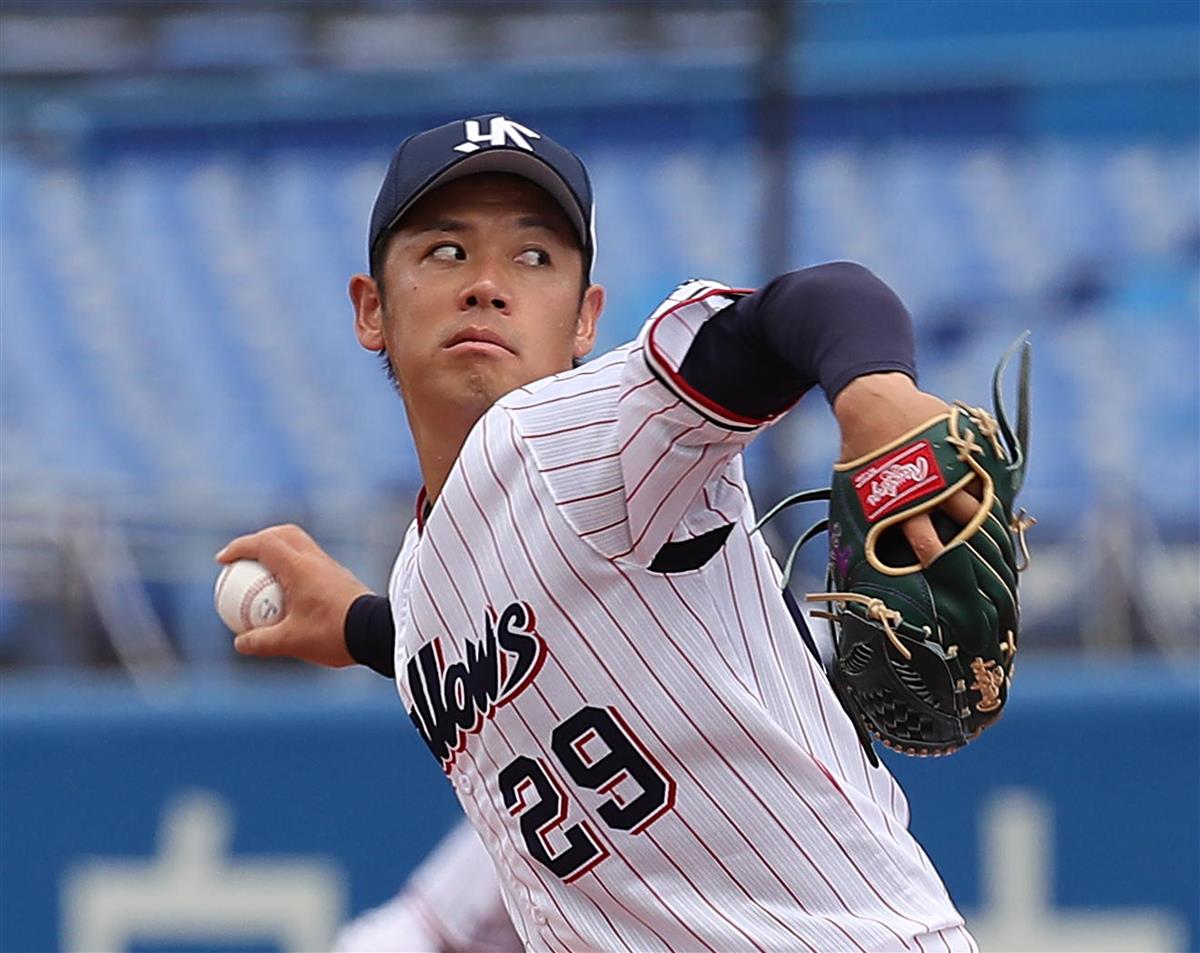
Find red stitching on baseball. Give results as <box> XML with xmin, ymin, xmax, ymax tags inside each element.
<box><xmin>239</xmin><ymin>574</ymin><xmax>277</xmax><ymax>630</ymax></box>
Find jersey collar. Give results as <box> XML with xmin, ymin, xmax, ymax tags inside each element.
<box><xmin>415</xmin><ymin>487</ymin><xmax>433</xmax><ymax>535</ymax></box>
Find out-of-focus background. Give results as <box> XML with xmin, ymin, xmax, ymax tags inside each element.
<box><xmin>1</xmin><ymin>1</ymin><xmax>1196</xmax><ymax>950</ymax></box>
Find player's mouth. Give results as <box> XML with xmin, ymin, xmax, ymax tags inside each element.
<box><xmin>443</xmin><ymin>326</ymin><xmax>516</xmax><ymax>356</ymax></box>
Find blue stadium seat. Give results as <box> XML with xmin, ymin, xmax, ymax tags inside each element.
<box><xmin>3</xmin><ymin>138</ymin><xmax>1196</xmax><ymax>539</ymax></box>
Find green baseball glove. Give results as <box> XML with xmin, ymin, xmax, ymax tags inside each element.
<box><xmin>759</xmin><ymin>334</ymin><xmax>1034</xmax><ymax>760</ymax></box>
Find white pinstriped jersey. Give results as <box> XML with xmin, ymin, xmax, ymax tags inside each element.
<box><xmin>389</xmin><ymin>280</ymin><xmax>976</xmax><ymax>953</ymax></box>
<box><xmin>334</xmin><ymin>820</ymin><xmax>521</xmax><ymax>953</ymax></box>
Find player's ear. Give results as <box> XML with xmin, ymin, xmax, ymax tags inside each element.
<box><xmin>572</xmin><ymin>283</ymin><xmax>604</xmax><ymax>360</ymax></box>
<box><xmin>349</xmin><ymin>274</ymin><xmax>385</xmax><ymax>352</ymax></box>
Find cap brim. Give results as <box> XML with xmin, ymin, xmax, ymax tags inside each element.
<box><xmin>384</xmin><ymin>150</ymin><xmax>588</xmax><ymax>251</ymax></box>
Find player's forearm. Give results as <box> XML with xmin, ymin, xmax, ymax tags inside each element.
<box><xmin>677</xmin><ymin>261</ymin><xmax>916</xmax><ymax>416</ymax></box>
<box><xmin>345</xmin><ymin>593</ymin><xmax>396</xmax><ymax>677</ymax></box>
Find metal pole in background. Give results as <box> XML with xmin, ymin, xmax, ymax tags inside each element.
<box><xmin>757</xmin><ymin>0</ymin><xmax>796</xmax><ymax>283</ymax></box>
<box><xmin>756</xmin><ymin>0</ymin><xmax>802</xmax><ymax>528</ymax></box>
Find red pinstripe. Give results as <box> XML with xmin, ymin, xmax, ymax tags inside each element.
<box><xmin>617</xmin><ymin>398</ymin><xmax>682</xmax><ymax>455</ymax></box>
<box><xmin>608</xmin><ymin>547</ymin><xmax>923</xmax><ymax>947</ymax></box>
<box><xmin>408</xmin><ymin>577</ymin><xmax>582</xmax><ymax>951</ymax></box>
<box><xmin>478</xmin><ymin>416</ymin><xmax>835</xmax><ymax>950</ymax></box>
<box><xmin>525</xmin><ymin>418</ymin><xmax>618</xmax><ymax>439</ymax></box>
<box><xmin>662</xmin><ymin>575</ymin><xmax>754</xmax><ymax>696</ymax></box>
<box><xmin>557</xmin><ymin>485</ymin><xmax>624</xmax><ymax>506</ymax></box>
<box><xmin>538</xmin><ymin>449</ymin><xmax>619</xmax><ymax>474</ymax></box>
<box><xmin>590</xmin><ymin>870</ymin><xmax>672</xmax><ymax>951</ymax></box>
<box><xmin>501</xmin><ymin>417</ymin><xmax>892</xmax><ymax>952</ymax></box>
<box><xmin>701</xmin><ymin>484</ymin><xmax>736</xmax><ymax>523</ymax></box>
<box><xmin>452</xmin><ymin>452</ymin><xmax>720</xmax><ymax>953</ymax></box>
<box><xmin>743</xmin><ymin>531</ymin><xmax>818</xmax><ymax>755</ymax></box>
<box><xmin>720</xmin><ymin>547</ymin><xmax>762</xmax><ymax>695</ymax></box>
<box><xmin>624</xmin><ymin>416</ymin><xmax>706</xmax><ymax>504</ymax></box>
<box><xmin>514</xmin><ymin>382</ymin><xmax>619</xmax><ymax>410</ymax></box>
<box><xmin>616</xmin><ymin>375</ymin><xmax>656</xmax><ymax>404</ymax></box>
<box><xmin>577</xmin><ymin>514</ymin><xmax>628</xmax><ymax>538</ymax></box>
<box><xmin>720</xmin><ymin>472</ymin><xmax>747</xmax><ymax>499</ymax></box>
<box><xmin>644</xmin><ymin>827</ymin><xmax>769</xmax><ymax>953</ymax></box>
<box><xmin>650</xmin><ymin>804</ymin><xmax>819</xmax><ymax>953</ymax></box>
<box><xmin>623</xmin><ymin>436</ymin><xmax>736</xmax><ymax>557</ymax></box>
<box><xmin>566</xmin><ymin>351</ymin><xmax>633</xmax><ymax>379</ymax></box>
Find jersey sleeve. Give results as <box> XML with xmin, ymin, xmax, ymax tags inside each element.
<box><xmin>617</xmin><ymin>279</ymin><xmax>787</xmax><ymax>566</ymax></box>
<box><xmin>500</xmin><ymin>278</ymin><xmax>795</xmax><ymax>566</ymax></box>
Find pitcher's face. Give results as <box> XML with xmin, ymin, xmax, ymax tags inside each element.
<box><xmin>365</xmin><ymin>173</ymin><xmax>602</xmax><ymax>418</ymax></box>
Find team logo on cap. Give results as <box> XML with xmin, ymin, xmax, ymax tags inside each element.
<box><xmin>454</xmin><ymin>116</ymin><xmax>541</xmax><ymax>154</ymax></box>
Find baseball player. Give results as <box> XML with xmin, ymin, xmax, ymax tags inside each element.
<box><xmin>219</xmin><ymin>114</ymin><xmax>985</xmax><ymax>951</ymax></box>
<box><xmin>333</xmin><ymin>819</ymin><xmax>521</xmax><ymax>952</ymax></box>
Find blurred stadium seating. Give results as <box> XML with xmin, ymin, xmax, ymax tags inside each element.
<box><xmin>2</xmin><ymin>138</ymin><xmax>1197</xmax><ymax>506</ymax></box>
<box><xmin>2</xmin><ymin>1</ymin><xmax>1197</xmax><ymax>668</ymax></box>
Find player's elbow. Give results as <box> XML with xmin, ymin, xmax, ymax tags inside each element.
<box><xmin>769</xmin><ymin>261</ymin><xmax>888</xmax><ymax>302</ymax></box>
<box><xmin>762</xmin><ymin>262</ymin><xmax>907</xmax><ymax>327</ymax></box>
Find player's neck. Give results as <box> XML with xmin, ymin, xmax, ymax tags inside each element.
<box><xmin>408</xmin><ymin>402</ymin><xmax>489</xmax><ymax>504</ymax></box>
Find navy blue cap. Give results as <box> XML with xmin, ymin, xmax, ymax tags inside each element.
<box><xmin>368</xmin><ymin>113</ymin><xmax>595</xmax><ymax>274</ymax></box>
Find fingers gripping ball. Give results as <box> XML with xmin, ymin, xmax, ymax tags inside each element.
<box><xmin>215</xmin><ymin>560</ymin><xmax>286</xmax><ymax>634</ymax></box>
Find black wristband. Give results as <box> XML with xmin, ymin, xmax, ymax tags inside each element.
<box><xmin>344</xmin><ymin>593</ymin><xmax>396</xmax><ymax>678</ymax></box>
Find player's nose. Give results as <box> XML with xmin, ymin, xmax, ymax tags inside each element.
<box><xmin>458</xmin><ymin>268</ymin><xmax>512</xmax><ymax>315</ymax></box>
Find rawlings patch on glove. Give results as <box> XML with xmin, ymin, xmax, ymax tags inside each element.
<box><xmin>759</xmin><ymin>333</ymin><xmax>1034</xmax><ymax>759</ymax></box>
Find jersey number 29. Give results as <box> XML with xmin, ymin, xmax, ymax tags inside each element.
<box><xmin>498</xmin><ymin>705</ymin><xmax>676</xmax><ymax>882</ymax></box>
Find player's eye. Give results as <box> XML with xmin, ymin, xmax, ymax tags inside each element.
<box><xmin>515</xmin><ymin>247</ymin><xmax>550</xmax><ymax>267</ymax></box>
<box><xmin>428</xmin><ymin>243</ymin><xmax>466</xmax><ymax>262</ymax></box>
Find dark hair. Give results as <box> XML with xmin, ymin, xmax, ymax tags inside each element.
<box><xmin>370</xmin><ymin>232</ymin><xmax>589</xmax><ymax>383</ymax></box>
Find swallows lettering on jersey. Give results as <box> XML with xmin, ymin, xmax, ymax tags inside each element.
<box><xmin>406</xmin><ymin>600</ymin><xmax>547</xmax><ymax>772</ymax></box>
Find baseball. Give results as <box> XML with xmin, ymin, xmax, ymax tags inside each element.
<box><xmin>214</xmin><ymin>559</ymin><xmax>285</xmax><ymax>634</ymax></box>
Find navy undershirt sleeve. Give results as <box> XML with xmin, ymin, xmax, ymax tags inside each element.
<box><xmin>345</xmin><ymin>593</ymin><xmax>395</xmax><ymax>678</ymax></box>
<box><xmin>678</xmin><ymin>261</ymin><xmax>917</xmax><ymax>418</ymax></box>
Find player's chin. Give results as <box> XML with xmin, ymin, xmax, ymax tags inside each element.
<box><xmin>440</xmin><ymin>361</ymin><xmax>523</xmax><ymax>406</ymax></box>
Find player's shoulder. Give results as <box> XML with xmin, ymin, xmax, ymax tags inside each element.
<box><xmin>493</xmin><ymin>274</ymin><xmax>745</xmax><ymax>429</ymax></box>
<box><xmin>644</xmin><ymin>277</ymin><xmax>746</xmax><ymax>323</ymax></box>
<box><xmin>497</xmin><ymin>341</ymin><xmax>636</xmax><ymax>418</ymax></box>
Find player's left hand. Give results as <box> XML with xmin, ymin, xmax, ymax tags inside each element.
<box><xmin>833</xmin><ymin>372</ymin><xmax>979</xmax><ymax>567</ymax></box>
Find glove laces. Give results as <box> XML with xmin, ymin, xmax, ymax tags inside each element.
<box><xmin>1009</xmin><ymin>508</ymin><xmax>1036</xmax><ymax>571</ymax></box>
<box><xmin>752</xmin><ymin>487</ymin><xmax>914</xmax><ymax>660</ymax></box>
<box><xmin>806</xmin><ymin>592</ymin><xmax>912</xmax><ymax>660</ymax></box>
